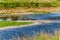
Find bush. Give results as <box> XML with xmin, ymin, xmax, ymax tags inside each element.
<box><xmin>0</xmin><ymin>1</ymin><xmax>60</xmax><ymax>9</ymax></box>
<box><xmin>31</xmin><ymin>3</ymin><xmax>38</xmax><ymax>8</ymax></box>
<box><xmin>0</xmin><ymin>3</ymin><xmax>4</xmax><ymax>9</ymax></box>
<box><xmin>39</xmin><ymin>2</ymin><xmax>52</xmax><ymax>7</ymax></box>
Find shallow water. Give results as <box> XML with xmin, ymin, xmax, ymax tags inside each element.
<box><xmin>1</xmin><ymin>12</ymin><xmax>60</xmax><ymax>20</ymax></box>
<box><xmin>0</xmin><ymin>21</ymin><xmax>60</xmax><ymax>40</ymax></box>
<box><xmin>24</xmin><ymin>13</ymin><xmax>60</xmax><ymax>20</ymax></box>
<box><xmin>0</xmin><ymin>13</ymin><xmax>60</xmax><ymax>40</ymax></box>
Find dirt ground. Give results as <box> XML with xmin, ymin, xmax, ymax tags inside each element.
<box><xmin>0</xmin><ymin>7</ymin><xmax>60</xmax><ymax>13</ymax></box>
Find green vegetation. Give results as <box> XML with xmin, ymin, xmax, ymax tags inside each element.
<box><xmin>28</xmin><ymin>10</ymin><xmax>50</xmax><ymax>14</ymax></box>
<box><xmin>0</xmin><ymin>0</ymin><xmax>60</xmax><ymax>9</ymax></box>
<box><xmin>0</xmin><ymin>21</ymin><xmax>32</xmax><ymax>27</ymax></box>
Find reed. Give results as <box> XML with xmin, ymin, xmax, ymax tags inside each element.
<box><xmin>9</xmin><ymin>30</ymin><xmax>60</xmax><ymax>40</ymax></box>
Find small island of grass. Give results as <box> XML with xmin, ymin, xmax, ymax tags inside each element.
<box><xmin>0</xmin><ymin>21</ymin><xmax>32</xmax><ymax>27</ymax></box>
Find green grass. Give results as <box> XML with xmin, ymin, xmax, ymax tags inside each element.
<box><xmin>0</xmin><ymin>0</ymin><xmax>60</xmax><ymax>9</ymax></box>
<box><xmin>28</xmin><ymin>10</ymin><xmax>50</xmax><ymax>14</ymax></box>
<box><xmin>0</xmin><ymin>21</ymin><xmax>32</xmax><ymax>27</ymax></box>
<box><xmin>0</xmin><ymin>0</ymin><xmax>56</xmax><ymax>3</ymax></box>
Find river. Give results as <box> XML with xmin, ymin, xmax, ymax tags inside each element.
<box><xmin>0</xmin><ymin>12</ymin><xmax>60</xmax><ymax>40</ymax></box>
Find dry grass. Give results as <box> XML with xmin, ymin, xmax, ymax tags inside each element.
<box><xmin>6</xmin><ymin>30</ymin><xmax>60</xmax><ymax>40</ymax></box>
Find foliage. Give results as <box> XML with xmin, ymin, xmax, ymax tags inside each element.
<box><xmin>0</xmin><ymin>0</ymin><xmax>60</xmax><ymax>9</ymax></box>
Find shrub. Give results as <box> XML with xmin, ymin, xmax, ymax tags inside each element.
<box><xmin>0</xmin><ymin>3</ymin><xmax>4</xmax><ymax>9</ymax></box>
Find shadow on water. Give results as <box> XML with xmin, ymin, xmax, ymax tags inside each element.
<box><xmin>0</xmin><ymin>22</ymin><xmax>60</xmax><ymax>40</ymax></box>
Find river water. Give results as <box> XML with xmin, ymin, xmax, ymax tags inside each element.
<box><xmin>25</xmin><ymin>13</ymin><xmax>60</xmax><ymax>20</ymax></box>
<box><xmin>0</xmin><ymin>12</ymin><xmax>60</xmax><ymax>40</ymax></box>
<box><xmin>1</xmin><ymin>12</ymin><xmax>60</xmax><ymax>21</ymax></box>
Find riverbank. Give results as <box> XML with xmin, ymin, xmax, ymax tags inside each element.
<box><xmin>0</xmin><ymin>20</ymin><xmax>54</xmax><ymax>30</ymax></box>
<box><xmin>0</xmin><ymin>7</ymin><xmax>60</xmax><ymax>13</ymax></box>
<box><xmin>0</xmin><ymin>20</ymin><xmax>59</xmax><ymax>40</ymax></box>
<box><xmin>0</xmin><ymin>21</ymin><xmax>32</xmax><ymax>28</ymax></box>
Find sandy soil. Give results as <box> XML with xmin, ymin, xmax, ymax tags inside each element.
<box><xmin>0</xmin><ymin>7</ymin><xmax>60</xmax><ymax>13</ymax></box>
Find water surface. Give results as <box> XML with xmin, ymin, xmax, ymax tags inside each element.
<box><xmin>24</xmin><ymin>13</ymin><xmax>60</xmax><ymax>20</ymax></box>
<box><xmin>0</xmin><ymin>21</ymin><xmax>60</xmax><ymax>40</ymax></box>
